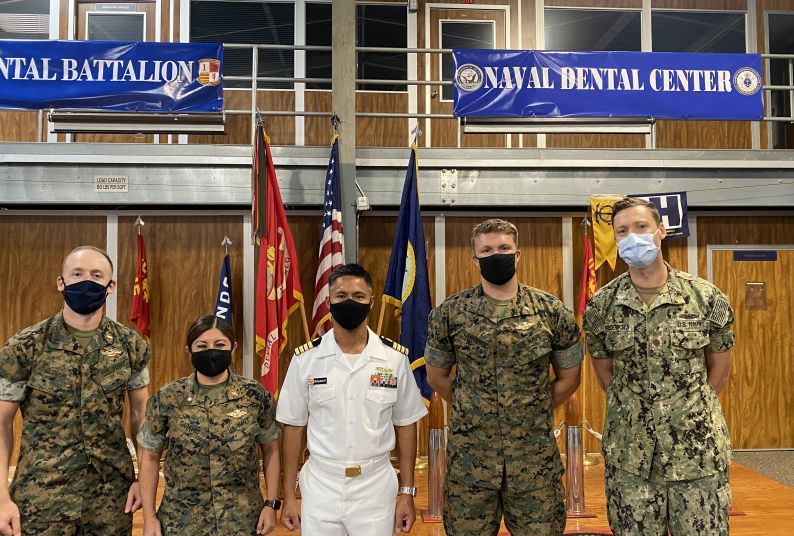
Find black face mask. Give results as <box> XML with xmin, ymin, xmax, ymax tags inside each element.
<box><xmin>477</xmin><ymin>253</ymin><xmax>517</xmax><ymax>286</ymax></box>
<box><xmin>330</xmin><ymin>299</ymin><xmax>371</xmax><ymax>331</ymax></box>
<box><xmin>62</xmin><ymin>279</ymin><xmax>112</xmax><ymax>315</ymax></box>
<box><xmin>191</xmin><ymin>349</ymin><xmax>232</xmax><ymax>377</ymax></box>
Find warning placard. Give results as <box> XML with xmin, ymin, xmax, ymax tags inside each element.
<box><xmin>94</xmin><ymin>175</ymin><xmax>129</xmax><ymax>193</ymax></box>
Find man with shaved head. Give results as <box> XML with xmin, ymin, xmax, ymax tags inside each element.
<box><xmin>0</xmin><ymin>246</ymin><xmax>151</xmax><ymax>536</ymax></box>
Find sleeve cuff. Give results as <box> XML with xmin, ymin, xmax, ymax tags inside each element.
<box><xmin>127</xmin><ymin>367</ymin><xmax>150</xmax><ymax>390</ymax></box>
<box><xmin>0</xmin><ymin>377</ymin><xmax>26</xmax><ymax>402</ymax></box>
<box><xmin>551</xmin><ymin>341</ymin><xmax>584</xmax><ymax>369</ymax></box>
<box><xmin>136</xmin><ymin>427</ymin><xmax>166</xmax><ymax>452</ymax></box>
<box><xmin>393</xmin><ymin>407</ymin><xmax>429</xmax><ymax>427</ymax></box>
<box><xmin>256</xmin><ymin>423</ymin><xmax>283</xmax><ymax>444</ymax></box>
<box><xmin>425</xmin><ymin>345</ymin><xmax>455</xmax><ymax>369</ymax></box>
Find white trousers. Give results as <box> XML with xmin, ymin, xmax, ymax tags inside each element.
<box><xmin>299</xmin><ymin>455</ymin><xmax>399</xmax><ymax>536</ymax></box>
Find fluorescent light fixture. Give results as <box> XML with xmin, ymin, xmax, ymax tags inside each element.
<box><xmin>462</xmin><ymin>117</ymin><xmax>654</xmax><ymax>135</ymax></box>
<box><xmin>48</xmin><ymin>111</ymin><xmax>226</xmax><ymax>134</ymax></box>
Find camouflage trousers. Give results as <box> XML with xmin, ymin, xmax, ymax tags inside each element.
<box><xmin>605</xmin><ymin>463</ymin><xmax>731</xmax><ymax>536</ymax></box>
<box><xmin>444</xmin><ymin>474</ymin><xmax>565</xmax><ymax>536</ymax></box>
<box><xmin>17</xmin><ymin>469</ymin><xmax>131</xmax><ymax>536</ymax></box>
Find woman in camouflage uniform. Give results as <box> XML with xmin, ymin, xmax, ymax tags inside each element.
<box><xmin>137</xmin><ymin>316</ymin><xmax>282</xmax><ymax>536</ymax></box>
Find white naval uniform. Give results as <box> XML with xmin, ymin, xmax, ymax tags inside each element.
<box><xmin>277</xmin><ymin>328</ymin><xmax>428</xmax><ymax>536</ymax></box>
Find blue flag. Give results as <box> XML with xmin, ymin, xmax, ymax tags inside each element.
<box><xmin>630</xmin><ymin>191</ymin><xmax>689</xmax><ymax>239</ymax></box>
<box><xmin>215</xmin><ymin>254</ymin><xmax>233</xmax><ymax>325</ymax></box>
<box><xmin>383</xmin><ymin>145</ymin><xmax>433</xmax><ymax>401</ymax></box>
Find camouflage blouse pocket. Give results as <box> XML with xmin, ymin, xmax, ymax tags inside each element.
<box><xmin>674</xmin><ymin>330</ymin><xmax>710</xmax><ymax>350</ymax></box>
<box><xmin>604</xmin><ymin>326</ymin><xmax>633</xmax><ymax>353</ymax></box>
<box><xmin>27</xmin><ymin>364</ymin><xmax>62</xmax><ymax>396</ymax></box>
<box><xmin>95</xmin><ymin>368</ymin><xmax>129</xmax><ymax>394</ymax></box>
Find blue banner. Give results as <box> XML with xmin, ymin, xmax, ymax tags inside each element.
<box><xmin>0</xmin><ymin>40</ymin><xmax>222</xmax><ymax>112</ymax></box>
<box><xmin>215</xmin><ymin>254</ymin><xmax>233</xmax><ymax>326</ymax></box>
<box><xmin>383</xmin><ymin>145</ymin><xmax>433</xmax><ymax>401</ymax></box>
<box><xmin>453</xmin><ymin>50</ymin><xmax>763</xmax><ymax>120</ymax></box>
<box><xmin>630</xmin><ymin>192</ymin><xmax>689</xmax><ymax>239</ymax></box>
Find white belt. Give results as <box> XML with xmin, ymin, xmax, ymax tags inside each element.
<box><xmin>308</xmin><ymin>453</ymin><xmax>390</xmax><ymax>478</ymax></box>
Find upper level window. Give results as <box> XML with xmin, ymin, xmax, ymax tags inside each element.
<box><xmin>191</xmin><ymin>0</ymin><xmax>295</xmax><ymax>89</ymax></box>
<box><xmin>544</xmin><ymin>8</ymin><xmax>641</xmax><ymax>52</ymax></box>
<box><xmin>0</xmin><ymin>0</ymin><xmax>49</xmax><ymax>40</ymax></box>
<box><xmin>306</xmin><ymin>2</ymin><xmax>407</xmax><ymax>91</ymax></box>
<box><xmin>652</xmin><ymin>11</ymin><xmax>746</xmax><ymax>53</ymax></box>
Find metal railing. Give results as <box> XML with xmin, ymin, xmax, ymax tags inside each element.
<box><xmin>225</xmin><ymin>44</ymin><xmax>794</xmax><ymax>148</ymax></box>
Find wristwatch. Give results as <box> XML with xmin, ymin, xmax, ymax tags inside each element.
<box><xmin>264</xmin><ymin>499</ymin><xmax>282</xmax><ymax>510</ymax></box>
<box><xmin>398</xmin><ymin>486</ymin><xmax>417</xmax><ymax>497</ymax></box>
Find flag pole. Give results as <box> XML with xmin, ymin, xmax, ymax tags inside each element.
<box><xmin>135</xmin><ymin>215</ymin><xmax>144</xmax><ymax>235</ymax></box>
<box><xmin>298</xmin><ymin>301</ymin><xmax>311</xmax><ymax>343</ymax></box>
<box><xmin>221</xmin><ymin>235</ymin><xmax>231</xmax><ymax>255</ymax></box>
<box><xmin>376</xmin><ymin>298</ymin><xmax>388</xmax><ymax>335</ymax></box>
<box><xmin>579</xmin><ymin>216</ymin><xmax>599</xmax><ymax>467</ymax></box>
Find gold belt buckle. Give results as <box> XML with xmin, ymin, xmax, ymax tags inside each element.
<box><xmin>345</xmin><ymin>465</ymin><xmax>362</xmax><ymax>477</ymax></box>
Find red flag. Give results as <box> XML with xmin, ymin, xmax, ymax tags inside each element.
<box><xmin>254</xmin><ymin>125</ymin><xmax>304</xmax><ymax>394</ymax></box>
<box><xmin>130</xmin><ymin>234</ymin><xmax>151</xmax><ymax>337</ymax></box>
<box><xmin>577</xmin><ymin>229</ymin><xmax>597</xmax><ymax>319</ymax></box>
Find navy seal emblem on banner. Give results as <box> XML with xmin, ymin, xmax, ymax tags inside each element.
<box><xmin>455</xmin><ymin>63</ymin><xmax>484</xmax><ymax>92</ymax></box>
<box><xmin>630</xmin><ymin>192</ymin><xmax>690</xmax><ymax>239</ymax></box>
<box><xmin>733</xmin><ymin>67</ymin><xmax>761</xmax><ymax>96</ymax></box>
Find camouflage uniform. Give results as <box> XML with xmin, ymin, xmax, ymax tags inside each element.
<box><xmin>584</xmin><ymin>265</ymin><xmax>735</xmax><ymax>536</ymax></box>
<box><xmin>0</xmin><ymin>312</ymin><xmax>150</xmax><ymax>535</ymax></box>
<box><xmin>137</xmin><ymin>372</ymin><xmax>281</xmax><ymax>536</ymax></box>
<box><xmin>425</xmin><ymin>284</ymin><xmax>583</xmax><ymax>536</ymax></box>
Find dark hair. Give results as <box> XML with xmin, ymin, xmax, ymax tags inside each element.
<box><xmin>612</xmin><ymin>197</ymin><xmax>662</xmax><ymax>225</ymax></box>
<box><xmin>63</xmin><ymin>245</ymin><xmax>114</xmax><ymax>275</ymax></box>
<box><xmin>186</xmin><ymin>315</ymin><xmax>236</xmax><ymax>348</ymax></box>
<box><xmin>329</xmin><ymin>263</ymin><xmax>372</xmax><ymax>290</ymax></box>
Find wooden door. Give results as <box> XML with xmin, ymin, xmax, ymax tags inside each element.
<box><xmin>429</xmin><ymin>7</ymin><xmax>507</xmax><ymax>148</ymax></box>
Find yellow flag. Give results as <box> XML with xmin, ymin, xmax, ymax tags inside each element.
<box><xmin>590</xmin><ymin>195</ymin><xmax>624</xmax><ymax>270</ymax></box>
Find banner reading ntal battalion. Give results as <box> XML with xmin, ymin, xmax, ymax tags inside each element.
<box><xmin>453</xmin><ymin>50</ymin><xmax>763</xmax><ymax>120</ymax></box>
<box><xmin>0</xmin><ymin>40</ymin><xmax>223</xmax><ymax>112</ymax></box>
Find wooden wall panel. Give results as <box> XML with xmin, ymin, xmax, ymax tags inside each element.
<box><xmin>0</xmin><ymin>215</ymin><xmax>106</xmax><ymax>464</ymax></box>
<box><xmin>547</xmin><ymin>134</ymin><xmax>646</xmax><ymax>149</ymax></box>
<box><xmin>712</xmin><ymin>249</ymin><xmax>794</xmax><ymax>448</ymax></box>
<box><xmin>656</xmin><ymin>120</ymin><xmax>752</xmax><ymax>149</ymax></box>
<box><xmin>0</xmin><ymin>112</ymin><xmax>41</xmax><ymax>142</ymax></box>
<box><xmin>357</xmin><ymin>93</ymin><xmax>409</xmax><ymax>148</ymax></box>
<box><xmin>116</xmin><ymin>215</ymin><xmax>245</xmax><ymax>395</ymax></box>
<box><xmin>305</xmin><ymin>91</ymin><xmax>333</xmax><ymax>147</ymax></box>
<box><xmin>189</xmin><ymin>90</ymin><xmax>294</xmax><ymax>146</ymax></box>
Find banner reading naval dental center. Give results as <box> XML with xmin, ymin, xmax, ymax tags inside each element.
<box><xmin>453</xmin><ymin>50</ymin><xmax>763</xmax><ymax>120</ymax></box>
<box><xmin>0</xmin><ymin>40</ymin><xmax>223</xmax><ymax>112</ymax></box>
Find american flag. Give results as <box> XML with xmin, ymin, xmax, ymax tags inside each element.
<box><xmin>311</xmin><ymin>137</ymin><xmax>344</xmax><ymax>336</ymax></box>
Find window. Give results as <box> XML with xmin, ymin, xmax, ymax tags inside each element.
<box><xmin>544</xmin><ymin>8</ymin><xmax>641</xmax><ymax>52</ymax></box>
<box><xmin>191</xmin><ymin>1</ymin><xmax>295</xmax><ymax>89</ymax></box>
<box><xmin>440</xmin><ymin>21</ymin><xmax>495</xmax><ymax>101</ymax></box>
<box><xmin>652</xmin><ymin>11</ymin><xmax>745</xmax><ymax>53</ymax></box>
<box><xmin>305</xmin><ymin>2</ymin><xmax>407</xmax><ymax>91</ymax></box>
<box><xmin>767</xmin><ymin>13</ymin><xmax>794</xmax><ymax>149</ymax></box>
<box><xmin>0</xmin><ymin>0</ymin><xmax>49</xmax><ymax>40</ymax></box>
<box><xmin>87</xmin><ymin>13</ymin><xmax>145</xmax><ymax>41</ymax></box>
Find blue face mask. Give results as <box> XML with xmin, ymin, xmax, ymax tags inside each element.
<box><xmin>617</xmin><ymin>230</ymin><xmax>660</xmax><ymax>269</ymax></box>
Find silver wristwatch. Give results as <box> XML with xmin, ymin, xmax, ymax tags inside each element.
<box><xmin>398</xmin><ymin>486</ymin><xmax>417</xmax><ymax>497</ymax></box>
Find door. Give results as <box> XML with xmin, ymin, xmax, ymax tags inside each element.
<box><xmin>428</xmin><ymin>7</ymin><xmax>507</xmax><ymax>148</ymax></box>
<box><xmin>711</xmin><ymin>248</ymin><xmax>794</xmax><ymax>448</ymax></box>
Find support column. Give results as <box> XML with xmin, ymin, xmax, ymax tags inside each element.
<box><xmin>332</xmin><ymin>0</ymin><xmax>358</xmax><ymax>262</ymax></box>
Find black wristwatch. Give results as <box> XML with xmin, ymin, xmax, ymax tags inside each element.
<box><xmin>264</xmin><ymin>499</ymin><xmax>282</xmax><ymax>510</ymax></box>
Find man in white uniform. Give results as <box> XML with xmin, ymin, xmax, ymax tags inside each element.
<box><xmin>278</xmin><ymin>263</ymin><xmax>428</xmax><ymax>536</ymax></box>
